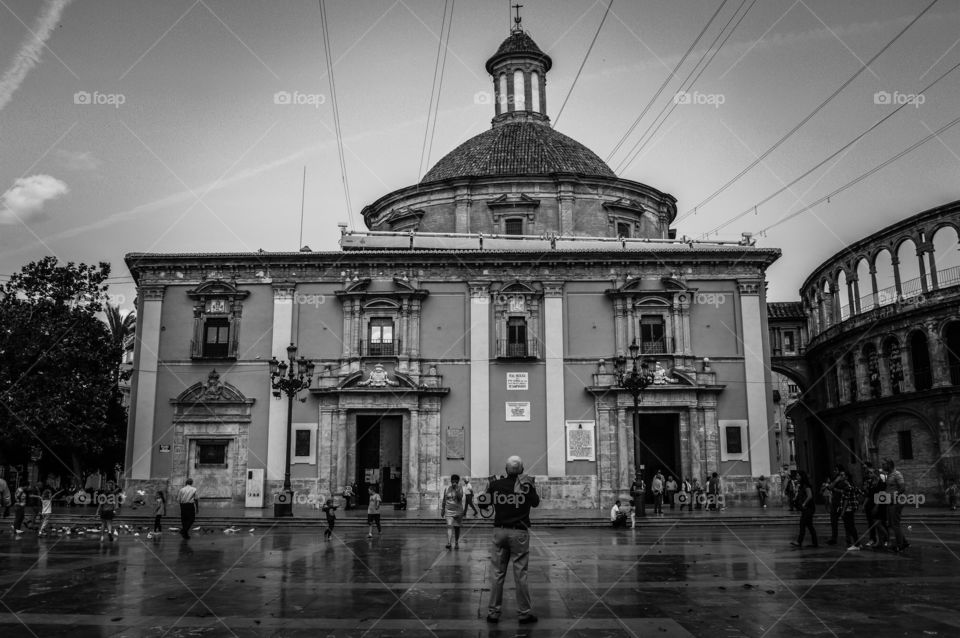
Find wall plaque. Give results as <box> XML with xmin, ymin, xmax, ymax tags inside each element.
<box><xmin>506</xmin><ymin>372</ymin><xmax>528</xmax><ymax>391</ymax></box>
<box><xmin>565</xmin><ymin>421</ymin><xmax>596</xmax><ymax>461</ymax></box>
<box><xmin>159</xmin><ymin>444</ymin><xmax>171</xmax><ymax>453</ymax></box>
<box><xmin>445</xmin><ymin>426</ymin><xmax>465</xmax><ymax>459</ymax></box>
<box><xmin>505</xmin><ymin>401</ymin><xmax>531</xmax><ymax>421</ymax></box>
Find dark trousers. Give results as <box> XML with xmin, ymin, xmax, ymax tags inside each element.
<box><xmin>887</xmin><ymin>504</ymin><xmax>905</xmax><ymax>548</ymax></box>
<box><xmin>666</xmin><ymin>491</ymin><xmax>676</xmax><ymax>509</ymax></box>
<box><xmin>324</xmin><ymin>519</ymin><xmax>335</xmax><ymax>539</ymax></box>
<box><xmin>829</xmin><ymin>506</ymin><xmax>840</xmax><ymax>541</ymax></box>
<box><xmin>842</xmin><ymin>511</ymin><xmax>859</xmax><ymax>546</ymax></box>
<box><xmin>13</xmin><ymin>505</ymin><xmax>25</xmax><ymax>531</ymax></box>
<box><xmin>465</xmin><ymin>494</ymin><xmax>479</xmax><ymax>516</ymax></box>
<box><xmin>179</xmin><ymin>503</ymin><xmax>196</xmax><ymax>538</ymax></box>
<box><xmin>758</xmin><ymin>491</ymin><xmax>767</xmax><ymax>507</ymax></box>
<box><xmin>154</xmin><ymin>515</ymin><xmax>162</xmax><ymax>533</ymax></box>
<box><xmin>797</xmin><ymin>508</ymin><xmax>818</xmax><ymax>546</ymax></box>
<box><xmin>653</xmin><ymin>493</ymin><xmax>663</xmax><ymax>514</ymax></box>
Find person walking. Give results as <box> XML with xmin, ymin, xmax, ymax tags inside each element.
<box><xmin>480</xmin><ymin>455</ymin><xmax>540</xmax><ymax>625</ymax></box>
<box><xmin>629</xmin><ymin>473</ymin><xmax>646</xmax><ymax>517</ymax></box>
<box><xmin>11</xmin><ymin>487</ymin><xmax>27</xmax><ymax>536</ymax></box>
<box><xmin>441</xmin><ymin>474</ymin><xmax>464</xmax><ymax>548</ymax></box>
<box><xmin>463</xmin><ymin>478</ymin><xmax>479</xmax><ymax>517</ymax></box>
<box><xmin>177</xmin><ymin>478</ymin><xmax>199</xmax><ymax>539</ymax></box>
<box><xmin>37</xmin><ymin>488</ymin><xmax>62</xmax><ymax>536</ymax></box>
<box><xmin>883</xmin><ymin>459</ymin><xmax>908</xmax><ymax>552</ymax></box>
<box><xmin>837</xmin><ymin>470</ymin><xmax>863</xmax><ymax>550</ymax></box>
<box><xmin>790</xmin><ymin>470</ymin><xmax>818</xmax><ymax>548</ymax></box>
<box><xmin>367</xmin><ymin>485</ymin><xmax>382</xmax><ymax>538</ymax></box>
<box><xmin>0</xmin><ymin>476</ymin><xmax>11</xmax><ymax>518</ymax></box>
<box><xmin>150</xmin><ymin>491</ymin><xmax>166</xmax><ymax>539</ymax></box>
<box><xmin>756</xmin><ymin>475</ymin><xmax>769</xmax><ymax>508</ymax></box>
<box><xmin>826</xmin><ymin>465</ymin><xmax>845</xmax><ymax>546</ymax></box>
<box><xmin>665</xmin><ymin>476</ymin><xmax>678</xmax><ymax>511</ymax></box>
<box><xmin>96</xmin><ymin>481</ymin><xmax>121</xmax><ymax>542</ymax></box>
<box><xmin>651</xmin><ymin>471</ymin><xmax>664</xmax><ymax>515</ymax></box>
<box><xmin>707</xmin><ymin>472</ymin><xmax>722</xmax><ymax>511</ymax></box>
<box><xmin>322</xmin><ymin>498</ymin><xmax>338</xmax><ymax>541</ymax></box>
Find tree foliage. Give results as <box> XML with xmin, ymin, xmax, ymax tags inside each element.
<box><xmin>0</xmin><ymin>257</ymin><xmax>125</xmax><ymax>470</ymax></box>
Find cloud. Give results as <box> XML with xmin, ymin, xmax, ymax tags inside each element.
<box><xmin>0</xmin><ymin>0</ymin><xmax>75</xmax><ymax>112</ymax></box>
<box><xmin>54</xmin><ymin>149</ymin><xmax>102</xmax><ymax>171</ymax></box>
<box><xmin>0</xmin><ymin>174</ymin><xmax>69</xmax><ymax>224</ymax></box>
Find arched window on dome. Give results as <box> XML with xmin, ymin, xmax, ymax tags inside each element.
<box><xmin>530</xmin><ymin>71</ymin><xmax>540</xmax><ymax>114</ymax></box>
<box><xmin>513</xmin><ymin>69</ymin><xmax>525</xmax><ymax>110</ymax></box>
<box><xmin>498</xmin><ymin>74</ymin><xmax>508</xmax><ymax>112</ymax></box>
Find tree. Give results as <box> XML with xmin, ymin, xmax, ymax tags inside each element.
<box><xmin>0</xmin><ymin>257</ymin><xmax>123</xmax><ymax>477</ymax></box>
<box><xmin>104</xmin><ymin>302</ymin><xmax>136</xmax><ymax>388</ymax></box>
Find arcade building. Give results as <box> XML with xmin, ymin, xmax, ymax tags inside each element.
<box><xmin>123</xmin><ymin>22</ymin><xmax>782</xmax><ymax>510</ymax></box>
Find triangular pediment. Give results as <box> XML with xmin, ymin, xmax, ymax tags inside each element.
<box><xmin>187</xmin><ymin>280</ymin><xmax>249</xmax><ymax>299</ymax></box>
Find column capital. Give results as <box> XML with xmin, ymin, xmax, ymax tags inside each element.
<box><xmin>272</xmin><ymin>283</ymin><xmax>296</xmax><ymax>300</ymax></box>
<box><xmin>140</xmin><ymin>285</ymin><xmax>165</xmax><ymax>302</ymax></box>
<box><xmin>468</xmin><ymin>282</ymin><xmax>490</xmax><ymax>298</ymax></box>
<box><xmin>737</xmin><ymin>280</ymin><xmax>762</xmax><ymax>295</ymax></box>
<box><xmin>543</xmin><ymin>282</ymin><xmax>564</xmax><ymax>298</ymax></box>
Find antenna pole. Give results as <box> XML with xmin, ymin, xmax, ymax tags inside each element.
<box><xmin>298</xmin><ymin>166</ymin><xmax>306</xmax><ymax>248</ymax></box>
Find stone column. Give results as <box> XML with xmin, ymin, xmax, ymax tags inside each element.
<box><xmin>506</xmin><ymin>71</ymin><xmax>516</xmax><ymax>113</ymax></box>
<box><xmin>340</xmin><ymin>298</ymin><xmax>352</xmax><ymax>359</ymax></box>
<box><xmin>538</xmin><ymin>72</ymin><xmax>547</xmax><ymax>115</ymax></box>
<box><xmin>852</xmin><ymin>275</ymin><xmax>862</xmax><ymax>314</ymax></box>
<box><xmin>917</xmin><ymin>245</ymin><xmax>930</xmax><ymax>293</ymax></box>
<box><xmin>544</xmin><ymin>283</ymin><xmax>566</xmax><ymax>476</ymax></box>
<box><xmin>738</xmin><ymin>281</ymin><xmax>772</xmax><ymax>477</ymax></box>
<box><xmin>877</xmin><ymin>342</ymin><xmax>892</xmax><ymax>397</ymax></box>
<box><xmin>596</xmin><ymin>405</ymin><xmax>617</xmax><ymax>505</ymax></box>
<box><xmin>899</xmin><ymin>334</ymin><xmax>916</xmax><ymax>393</ymax></box>
<box><xmin>927</xmin><ymin>321</ymin><xmax>950</xmax><ymax>388</ymax></box>
<box><xmin>523</xmin><ymin>70</ymin><xmax>533</xmax><ymax>112</ymax></box>
<box><xmin>703</xmin><ymin>408</ymin><xmax>719</xmax><ymax>476</ymax></box>
<box><xmin>129</xmin><ymin>286</ymin><xmax>164</xmax><ymax>480</ymax></box>
<box><xmin>557</xmin><ymin>182</ymin><xmax>575</xmax><ymax>235</ymax></box>
<box><xmin>469</xmin><ymin>283</ymin><xmax>490</xmax><ymax>477</ymax></box>
<box><xmin>454</xmin><ymin>187</ymin><xmax>471</xmax><ymax>234</ymax></box>
<box><xmin>618</xmin><ymin>408</ymin><xmax>631</xmax><ymax>495</ymax></box>
<box><xmin>409</xmin><ymin>299</ymin><xmax>422</xmax><ymax>359</ymax></box>
<box><xmin>318</xmin><ymin>405</ymin><xmax>334</xmax><ymax>496</ymax></box>
<box><xmin>891</xmin><ymin>255</ymin><xmax>903</xmax><ymax>297</ymax></box>
<box><xmin>681</xmin><ymin>296</ymin><xmax>693</xmax><ymax>356</ymax></box>
<box><xmin>614</xmin><ymin>298</ymin><xmax>626</xmax><ymax>357</ymax></box>
<box><xmin>267</xmin><ymin>284</ymin><xmax>295</xmax><ymax>482</ymax></box>
<box><xmin>335</xmin><ymin>411</ymin><xmax>348</xmax><ymax>493</ymax></box>
<box><xmin>407</xmin><ymin>408</ymin><xmax>420</xmax><ymax>509</ymax></box>
<box><xmin>870</xmin><ymin>266</ymin><xmax>880</xmax><ymax>308</ymax></box>
<box><xmin>493</xmin><ymin>74</ymin><xmax>502</xmax><ymax>117</ymax></box>
<box><xmin>927</xmin><ymin>242</ymin><xmax>940</xmax><ymax>289</ymax></box>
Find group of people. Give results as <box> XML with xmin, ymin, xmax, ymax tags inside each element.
<box><xmin>787</xmin><ymin>459</ymin><xmax>911</xmax><ymax>552</ymax></box>
<box><xmin>616</xmin><ymin>470</ymin><xmax>726</xmax><ymax>523</ymax></box>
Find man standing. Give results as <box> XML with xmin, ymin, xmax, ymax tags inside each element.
<box><xmin>479</xmin><ymin>455</ymin><xmax>540</xmax><ymax>625</ymax></box>
<box><xmin>629</xmin><ymin>473</ymin><xmax>646</xmax><ymax>517</ymax></box>
<box><xmin>177</xmin><ymin>478</ymin><xmax>199</xmax><ymax>539</ymax></box>
<box><xmin>462</xmin><ymin>478</ymin><xmax>479</xmax><ymax>517</ymax></box>
<box><xmin>883</xmin><ymin>458</ymin><xmax>908</xmax><ymax>552</ymax></box>
<box><xmin>442</xmin><ymin>475</ymin><xmax>464</xmax><ymax>548</ymax></box>
<box><xmin>651</xmin><ymin>471</ymin><xmax>664</xmax><ymax>516</ymax></box>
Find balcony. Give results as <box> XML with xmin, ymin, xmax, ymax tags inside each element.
<box><xmin>638</xmin><ymin>338</ymin><xmax>669</xmax><ymax>355</ymax></box>
<box><xmin>496</xmin><ymin>338</ymin><xmax>541</xmax><ymax>359</ymax></box>
<box><xmin>358</xmin><ymin>339</ymin><xmax>401</xmax><ymax>358</ymax></box>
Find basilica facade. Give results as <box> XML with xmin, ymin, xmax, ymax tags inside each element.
<box><xmin>124</xmin><ymin>25</ymin><xmax>781</xmax><ymax>509</ymax></box>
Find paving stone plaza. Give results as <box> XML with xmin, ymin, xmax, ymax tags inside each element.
<box><xmin>1</xmin><ymin>514</ymin><xmax>958</xmax><ymax>637</ymax></box>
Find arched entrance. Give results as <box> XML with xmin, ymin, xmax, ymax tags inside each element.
<box><xmin>871</xmin><ymin>412</ymin><xmax>940</xmax><ymax>500</ymax></box>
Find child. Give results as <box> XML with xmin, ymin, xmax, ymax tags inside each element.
<box><xmin>322</xmin><ymin>498</ymin><xmax>337</xmax><ymax>541</ymax></box>
<box><xmin>37</xmin><ymin>488</ymin><xmax>62</xmax><ymax>535</ymax></box>
<box><xmin>150</xmin><ymin>490</ymin><xmax>166</xmax><ymax>538</ymax></box>
<box><xmin>11</xmin><ymin>487</ymin><xmax>27</xmax><ymax>535</ymax></box>
<box><xmin>96</xmin><ymin>481</ymin><xmax>121</xmax><ymax>542</ymax></box>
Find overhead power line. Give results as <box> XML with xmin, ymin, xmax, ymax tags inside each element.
<box><xmin>677</xmin><ymin>0</ymin><xmax>941</xmax><ymax>221</ymax></box>
<box><xmin>615</xmin><ymin>0</ymin><xmax>756</xmax><ymax>175</ymax></box>
<box><xmin>605</xmin><ymin>0</ymin><xmax>730</xmax><ymax>163</ymax></box>
<box><xmin>700</xmin><ymin>57</ymin><xmax>960</xmax><ymax>238</ymax></box>
<box><xmin>418</xmin><ymin>0</ymin><xmax>455</xmax><ymax>180</ymax></box>
<box><xmin>554</xmin><ymin>0</ymin><xmax>614</xmax><ymax>127</ymax></box>
<box><xmin>755</xmin><ymin>113</ymin><xmax>960</xmax><ymax>235</ymax></box>
<box><xmin>319</xmin><ymin>0</ymin><xmax>356</xmax><ymax>230</ymax></box>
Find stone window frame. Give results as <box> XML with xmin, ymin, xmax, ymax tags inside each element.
<box><xmin>719</xmin><ymin>419</ymin><xmax>749</xmax><ymax>462</ymax></box>
<box><xmin>631</xmin><ymin>297</ymin><xmax>673</xmax><ymax>355</ymax></box>
<box><xmin>361</xmin><ymin>299</ymin><xmax>401</xmax><ymax>358</ymax></box>
<box><xmin>487</xmin><ymin>194</ymin><xmax>540</xmax><ymax>236</ymax></box>
<box><xmin>493</xmin><ymin>282</ymin><xmax>542</xmax><ymax>359</ymax></box>
<box><xmin>194</xmin><ymin>439</ymin><xmax>229</xmax><ymax>469</ymax></box>
<box><xmin>292</xmin><ymin>423</ymin><xmax>317</xmax><ymax>465</ymax></box>
<box><xmin>187</xmin><ymin>280</ymin><xmax>250</xmax><ymax>360</ymax></box>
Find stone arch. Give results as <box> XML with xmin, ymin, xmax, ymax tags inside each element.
<box><xmin>870</xmin><ymin>410</ymin><xmax>941</xmax><ymax>500</ymax></box>
<box><xmin>896</xmin><ymin>237</ymin><xmax>922</xmax><ymax>296</ymax></box>
<box><xmin>931</xmin><ymin>224</ymin><xmax>960</xmax><ymax>283</ymax></box>
<box><xmin>770</xmin><ymin>364</ymin><xmax>808</xmax><ymax>393</ymax></box>
<box><xmin>873</xmin><ymin>247</ymin><xmax>895</xmax><ymax>306</ymax></box>
<box><xmin>855</xmin><ymin>256</ymin><xmax>873</xmax><ymax>311</ymax></box>
<box><xmin>836</xmin><ymin>269</ymin><xmax>850</xmax><ymax>320</ymax></box>
<box><xmin>882</xmin><ymin>335</ymin><xmax>905</xmax><ymax>395</ymax></box>
<box><xmin>862</xmin><ymin>341</ymin><xmax>882</xmax><ymax>398</ymax></box>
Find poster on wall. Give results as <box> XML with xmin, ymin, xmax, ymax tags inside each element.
<box><xmin>505</xmin><ymin>401</ymin><xmax>531</xmax><ymax>421</ymax></box>
<box><xmin>445</xmin><ymin>426</ymin><xmax>465</xmax><ymax>459</ymax></box>
<box><xmin>506</xmin><ymin>372</ymin><xmax>528</xmax><ymax>391</ymax></box>
<box><xmin>565</xmin><ymin>421</ymin><xmax>596</xmax><ymax>461</ymax></box>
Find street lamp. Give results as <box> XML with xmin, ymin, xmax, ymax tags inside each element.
<box><xmin>268</xmin><ymin>342</ymin><xmax>315</xmax><ymax>517</ymax></box>
<box><xmin>615</xmin><ymin>338</ymin><xmax>655</xmax><ymax>511</ymax></box>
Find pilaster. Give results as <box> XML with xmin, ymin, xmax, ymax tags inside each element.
<box><xmin>543</xmin><ymin>283</ymin><xmax>566</xmax><ymax>476</ymax></box>
<box><xmin>469</xmin><ymin>283</ymin><xmax>490</xmax><ymax>477</ymax></box>
<box><xmin>129</xmin><ymin>285</ymin><xmax>164</xmax><ymax>480</ymax></box>
<box><xmin>267</xmin><ymin>284</ymin><xmax>295</xmax><ymax>481</ymax></box>
<box><xmin>737</xmin><ymin>280</ymin><xmax>772</xmax><ymax>477</ymax></box>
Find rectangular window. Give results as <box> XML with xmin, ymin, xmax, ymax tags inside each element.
<box><xmin>368</xmin><ymin>318</ymin><xmax>395</xmax><ymax>356</ymax></box>
<box><xmin>504</xmin><ymin>218</ymin><xmax>523</xmax><ymax>235</ymax></box>
<box><xmin>506</xmin><ymin>317</ymin><xmax>528</xmax><ymax>357</ymax></box>
<box><xmin>725</xmin><ymin>426</ymin><xmax>743</xmax><ymax>454</ymax></box>
<box><xmin>640</xmin><ymin>316</ymin><xmax>666</xmax><ymax>353</ymax></box>
<box><xmin>294</xmin><ymin>429</ymin><xmax>311</xmax><ymax>458</ymax></box>
<box><xmin>617</xmin><ymin>222</ymin><xmax>631</xmax><ymax>238</ymax></box>
<box><xmin>783</xmin><ymin>331</ymin><xmax>796</xmax><ymax>353</ymax></box>
<box><xmin>897</xmin><ymin>430</ymin><xmax>913</xmax><ymax>460</ymax></box>
<box><xmin>196</xmin><ymin>441</ymin><xmax>227</xmax><ymax>466</ymax></box>
<box><xmin>203</xmin><ymin>318</ymin><xmax>230</xmax><ymax>358</ymax></box>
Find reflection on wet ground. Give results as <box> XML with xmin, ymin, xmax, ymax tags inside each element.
<box><xmin>0</xmin><ymin>521</ymin><xmax>958</xmax><ymax>637</ymax></box>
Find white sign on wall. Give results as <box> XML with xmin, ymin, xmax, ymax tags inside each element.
<box><xmin>506</xmin><ymin>372</ymin><xmax>529</xmax><ymax>391</ymax></box>
<box><xmin>565</xmin><ymin>421</ymin><xmax>596</xmax><ymax>461</ymax></box>
<box><xmin>505</xmin><ymin>401</ymin><xmax>531</xmax><ymax>421</ymax></box>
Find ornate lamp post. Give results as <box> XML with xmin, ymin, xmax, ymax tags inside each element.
<box><xmin>615</xmin><ymin>338</ymin><xmax>655</xmax><ymax>504</ymax></box>
<box><xmin>268</xmin><ymin>342</ymin><xmax>315</xmax><ymax>517</ymax></box>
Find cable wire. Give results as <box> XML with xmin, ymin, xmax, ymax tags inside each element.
<box><xmin>418</xmin><ymin>0</ymin><xmax>454</xmax><ymax>180</ymax></box>
<box><xmin>319</xmin><ymin>0</ymin><xmax>356</xmax><ymax>229</ymax></box>
<box><xmin>677</xmin><ymin>0</ymin><xmax>941</xmax><ymax>221</ymax></box>
<box><xmin>554</xmin><ymin>0</ymin><xmax>614</xmax><ymax>127</ymax></box>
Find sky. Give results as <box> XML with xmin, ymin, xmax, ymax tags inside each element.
<box><xmin>1</xmin><ymin>0</ymin><xmax>959</xmax><ymax>309</ymax></box>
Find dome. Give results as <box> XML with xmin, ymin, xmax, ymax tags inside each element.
<box><xmin>485</xmin><ymin>31</ymin><xmax>552</xmax><ymax>74</ymax></box>
<box><xmin>421</xmin><ymin>121</ymin><xmax>616</xmax><ymax>184</ymax></box>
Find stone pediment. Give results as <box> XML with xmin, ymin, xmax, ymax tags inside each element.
<box><xmin>172</xmin><ymin>370</ymin><xmax>252</xmax><ymax>405</ymax></box>
<box><xmin>186</xmin><ymin>280</ymin><xmax>249</xmax><ymax>300</ymax></box>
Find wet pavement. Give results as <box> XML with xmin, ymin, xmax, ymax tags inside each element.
<box><xmin>1</xmin><ymin>519</ymin><xmax>958</xmax><ymax>637</ymax></box>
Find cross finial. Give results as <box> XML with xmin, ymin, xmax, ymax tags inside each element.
<box><xmin>512</xmin><ymin>3</ymin><xmax>523</xmax><ymax>32</ymax></box>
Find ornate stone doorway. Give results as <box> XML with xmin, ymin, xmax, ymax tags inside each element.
<box><xmin>355</xmin><ymin>414</ymin><xmax>403</xmax><ymax>505</ymax></box>
<box><xmin>636</xmin><ymin>413</ymin><xmax>681</xmax><ymax>496</ymax></box>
